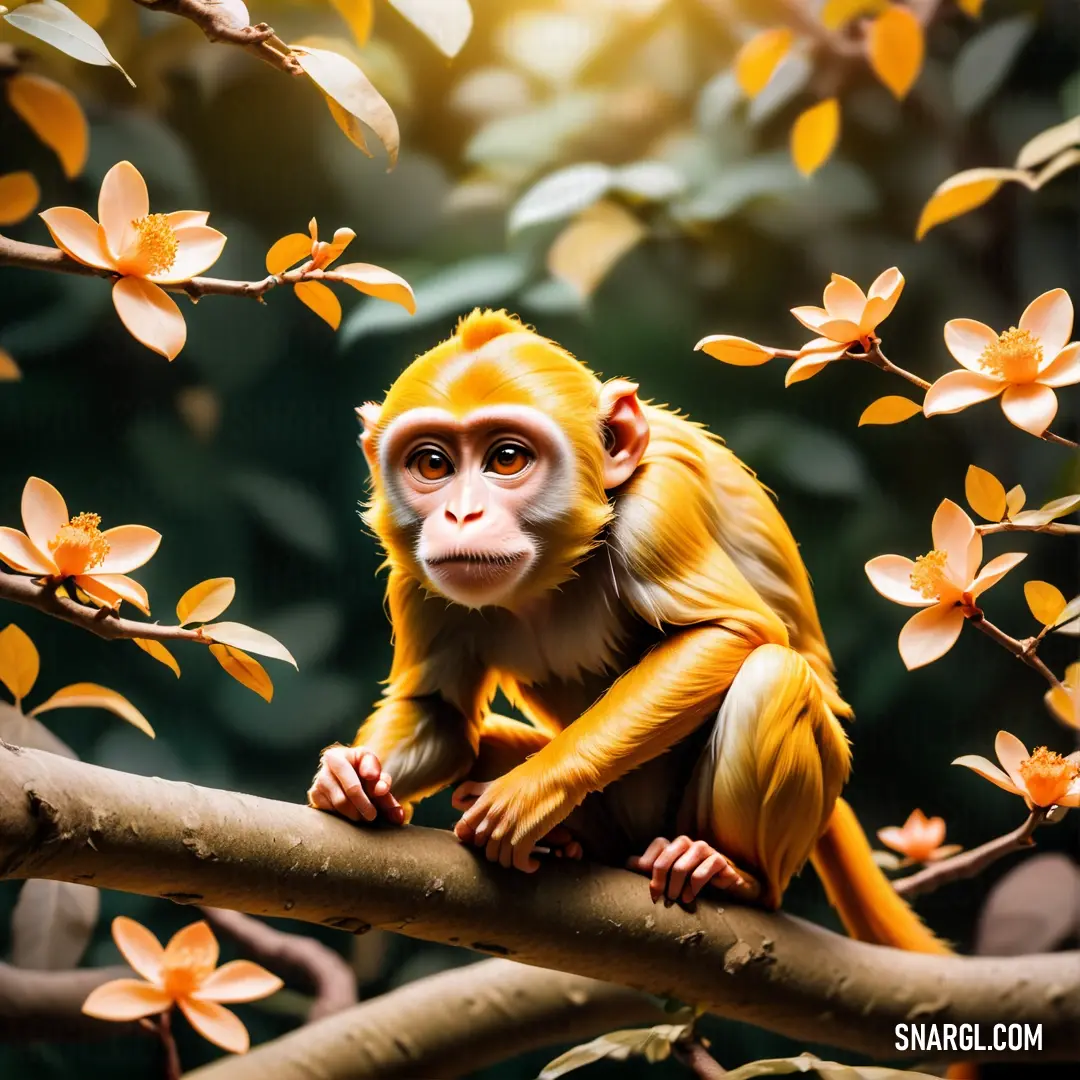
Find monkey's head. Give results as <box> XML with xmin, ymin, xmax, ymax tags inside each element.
<box><xmin>357</xmin><ymin>309</ymin><xmax>649</xmax><ymax>609</ymax></box>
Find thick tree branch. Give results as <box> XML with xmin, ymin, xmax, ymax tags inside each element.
<box><xmin>184</xmin><ymin>959</ymin><xmax>666</xmax><ymax>1080</ymax></box>
<box><xmin>0</xmin><ymin>746</ymin><xmax>1075</xmax><ymax>1062</ymax></box>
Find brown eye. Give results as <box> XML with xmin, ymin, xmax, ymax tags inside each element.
<box><xmin>408</xmin><ymin>448</ymin><xmax>453</xmax><ymax>482</ymax></box>
<box><xmin>486</xmin><ymin>443</ymin><xmax>532</xmax><ymax>477</ymax></box>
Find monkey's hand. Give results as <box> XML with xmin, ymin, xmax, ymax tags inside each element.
<box><xmin>453</xmin><ymin>783</ymin><xmax>583</xmax><ymax>862</ymax></box>
<box><xmin>307</xmin><ymin>745</ymin><xmax>406</xmax><ymax>825</ymax></box>
<box><xmin>452</xmin><ymin>770</ymin><xmax>578</xmax><ymax>873</ymax></box>
<box><xmin>627</xmin><ymin>836</ymin><xmax>761</xmax><ymax>905</ymax></box>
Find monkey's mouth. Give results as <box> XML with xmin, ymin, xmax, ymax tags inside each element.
<box><xmin>426</xmin><ymin>551</ymin><xmax>528</xmax><ymax>569</ymax></box>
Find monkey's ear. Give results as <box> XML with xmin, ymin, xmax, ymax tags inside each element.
<box><xmin>598</xmin><ymin>379</ymin><xmax>649</xmax><ymax>489</ymax></box>
<box><xmin>355</xmin><ymin>402</ymin><xmax>382</xmax><ymax>469</ymax></box>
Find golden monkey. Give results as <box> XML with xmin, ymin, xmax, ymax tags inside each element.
<box><xmin>309</xmin><ymin>308</ymin><xmax>946</xmax><ymax>951</ymax></box>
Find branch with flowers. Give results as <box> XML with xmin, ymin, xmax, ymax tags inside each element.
<box><xmin>0</xmin><ymin>743</ymin><xmax>1077</xmax><ymax>1064</ymax></box>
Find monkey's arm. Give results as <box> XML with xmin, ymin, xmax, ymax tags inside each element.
<box><xmin>455</xmin><ymin>623</ymin><xmax>767</xmax><ymax>869</ymax></box>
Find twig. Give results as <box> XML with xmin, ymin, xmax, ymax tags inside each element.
<box><xmin>977</xmin><ymin>521</ymin><xmax>1080</xmax><ymax>536</ymax></box>
<box><xmin>130</xmin><ymin>0</ymin><xmax>302</xmax><ymax>75</ymax></box>
<box><xmin>199</xmin><ymin>907</ymin><xmax>357</xmax><ymax>1022</ymax></box>
<box><xmin>894</xmin><ymin>810</ymin><xmax>1048</xmax><ymax>899</ymax></box>
<box><xmin>675</xmin><ymin>1039</ymin><xmax>728</xmax><ymax>1079</ymax></box>
<box><xmin>1041</xmin><ymin>429</ymin><xmax>1079</xmax><ymax>450</ymax></box>
<box><xmin>140</xmin><ymin>1011</ymin><xmax>182</xmax><ymax>1080</ymax></box>
<box><xmin>965</xmin><ymin>612</ymin><xmax>1064</xmax><ymax>691</ymax></box>
<box><xmin>855</xmin><ymin>340</ymin><xmax>932</xmax><ymax>391</ymax></box>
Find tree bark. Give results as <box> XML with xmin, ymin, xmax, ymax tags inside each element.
<box><xmin>0</xmin><ymin>743</ymin><xmax>1076</xmax><ymax>1063</ymax></box>
<box><xmin>0</xmin><ymin>963</ymin><xmax>137</xmax><ymax>1041</ymax></box>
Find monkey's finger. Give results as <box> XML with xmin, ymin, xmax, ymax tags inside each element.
<box><xmin>355</xmin><ymin>750</ymin><xmax>383</xmax><ymax>788</ymax></box>
<box><xmin>471</xmin><ymin>814</ymin><xmax>494</xmax><ymax>846</ymax></box>
<box><xmin>453</xmin><ymin>817</ymin><xmax>475</xmax><ymax>843</ymax></box>
<box><xmin>451</xmin><ymin>781</ymin><xmax>490</xmax><ymax>811</ymax></box>
<box><xmin>626</xmin><ymin>836</ymin><xmax>670</xmax><ymax>874</ymax></box>
<box><xmin>373</xmin><ymin>771</ymin><xmax>392</xmax><ymax>797</ymax></box>
<box><xmin>650</xmin><ymin>836</ymin><xmax>691</xmax><ymax>902</ymax></box>
<box><xmin>485</xmin><ymin>836</ymin><xmax>502</xmax><ymax>864</ymax></box>
<box><xmin>690</xmin><ymin>853</ymin><xmax>730</xmax><ymax>899</ymax></box>
<box><xmin>327</xmin><ymin>754</ymin><xmax>376</xmax><ymax>822</ymax></box>
<box><xmin>315</xmin><ymin>775</ymin><xmax>362</xmax><ymax>822</ymax></box>
<box><xmin>512</xmin><ymin>841</ymin><xmax>541</xmax><ymax>874</ymax></box>
<box><xmin>668</xmin><ymin>843</ymin><xmax>708</xmax><ymax>901</ymax></box>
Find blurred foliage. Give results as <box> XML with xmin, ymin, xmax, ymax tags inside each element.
<box><xmin>0</xmin><ymin>0</ymin><xmax>1078</xmax><ymax>1077</ymax></box>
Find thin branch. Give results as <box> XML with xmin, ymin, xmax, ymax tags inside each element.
<box><xmin>199</xmin><ymin>907</ymin><xmax>357</xmax><ymax>1022</ymax></box>
<box><xmin>674</xmin><ymin>1040</ymin><xmax>729</xmax><ymax>1080</ymax></box>
<box><xmin>1042</xmin><ymin>429</ymin><xmax>1079</xmax><ymax>450</ymax></box>
<box><xmin>0</xmin><ymin>744</ymin><xmax>1077</xmax><ymax>1063</ymax></box>
<box><xmin>141</xmin><ymin>1011</ymin><xmax>182</xmax><ymax>1080</ymax></box>
<box><xmin>965</xmin><ymin>612</ymin><xmax>1064</xmax><ymax>691</ymax></box>
<box><xmin>130</xmin><ymin>1</ymin><xmax>303</xmax><ymax>75</ymax></box>
<box><xmin>894</xmin><ymin>810</ymin><xmax>1048</xmax><ymax>899</ymax></box>
<box><xmin>856</xmin><ymin>341</ymin><xmax>931</xmax><ymax>391</ymax></box>
<box><xmin>977</xmin><ymin>521</ymin><xmax>1080</xmax><ymax>536</ymax></box>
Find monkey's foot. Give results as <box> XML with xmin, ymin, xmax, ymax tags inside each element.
<box><xmin>536</xmin><ymin>825</ymin><xmax>584</xmax><ymax>861</ymax></box>
<box><xmin>626</xmin><ymin>836</ymin><xmax>761</xmax><ymax>905</ymax></box>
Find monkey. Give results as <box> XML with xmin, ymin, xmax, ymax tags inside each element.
<box><xmin>308</xmin><ymin>308</ymin><xmax>947</xmax><ymax>953</ymax></box>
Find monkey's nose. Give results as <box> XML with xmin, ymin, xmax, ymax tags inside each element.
<box><xmin>444</xmin><ymin>505</ymin><xmax>484</xmax><ymax>526</ymax></box>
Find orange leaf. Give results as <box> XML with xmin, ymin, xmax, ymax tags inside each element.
<box><xmin>176</xmin><ymin>578</ymin><xmax>236</xmax><ymax>626</ymax></box>
<box><xmin>0</xmin><ymin>349</ymin><xmax>21</xmax><ymax>381</ymax></box>
<box><xmin>200</xmin><ymin>622</ymin><xmax>297</xmax><ymax>667</ymax></box>
<box><xmin>734</xmin><ymin>28</ymin><xmax>793</xmax><ymax>98</ymax></box>
<box><xmin>294</xmin><ymin>280</ymin><xmax>343</xmax><ymax>329</ymax></box>
<box><xmin>867</xmin><ymin>5</ymin><xmax>924</xmax><ymax>100</ymax></box>
<box><xmin>133</xmin><ymin>638</ymin><xmax>181</xmax><ymax>678</ymax></box>
<box><xmin>209</xmin><ymin>644</ymin><xmax>273</xmax><ymax>702</ymax></box>
<box><xmin>791</xmin><ymin>99</ymin><xmax>840</xmax><ymax>177</ymax></box>
<box><xmin>694</xmin><ymin>335</ymin><xmax>775</xmax><ymax>366</ymax></box>
<box><xmin>1005</xmin><ymin>484</ymin><xmax>1026</xmax><ymax>517</ymax></box>
<box><xmin>265</xmin><ymin>233</ymin><xmax>313</xmax><ymax>275</ymax></box>
<box><xmin>332</xmin><ymin>263</ymin><xmax>416</xmax><ymax>313</ymax></box>
<box><xmin>965</xmin><ymin>465</ymin><xmax>1006</xmax><ymax>522</ymax></box>
<box><xmin>5</xmin><ymin>74</ymin><xmax>89</xmax><ymax>179</ymax></box>
<box><xmin>0</xmin><ymin>624</ymin><xmax>39</xmax><ymax>704</ymax></box>
<box><xmin>0</xmin><ymin>171</ymin><xmax>40</xmax><ymax>226</ymax></box>
<box><xmin>1024</xmin><ymin>581</ymin><xmax>1066</xmax><ymax>627</ymax></box>
<box><xmin>30</xmin><ymin>683</ymin><xmax>154</xmax><ymax>738</ymax></box>
<box><xmin>915</xmin><ymin>167</ymin><xmax>1029</xmax><ymax>240</ymax></box>
<box><xmin>546</xmin><ymin>200</ymin><xmax>646</xmax><ymax>298</ymax></box>
<box><xmin>857</xmin><ymin>395</ymin><xmax>922</xmax><ymax>426</ymax></box>
<box><xmin>328</xmin><ymin>0</ymin><xmax>374</xmax><ymax>46</ymax></box>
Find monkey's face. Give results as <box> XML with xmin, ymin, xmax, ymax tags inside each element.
<box><xmin>377</xmin><ymin>405</ymin><xmax>577</xmax><ymax>608</ymax></box>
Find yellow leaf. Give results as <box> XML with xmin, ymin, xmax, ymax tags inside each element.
<box><xmin>133</xmin><ymin>637</ymin><xmax>180</xmax><ymax>678</ymax></box>
<box><xmin>734</xmin><ymin>27</ymin><xmax>793</xmax><ymax>98</ymax></box>
<box><xmin>265</xmin><ymin>232</ymin><xmax>313</xmax><ymax>275</ymax></box>
<box><xmin>820</xmin><ymin>0</ymin><xmax>887</xmax><ymax>30</ymax></box>
<box><xmin>294</xmin><ymin>280</ymin><xmax>343</xmax><ymax>329</ymax></box>
<box><xmin>867</xmin><ymin>5</ymin><xmax>924</xmax><ymax>101</ymax></box>
<box><xmin>1005</xmin><ymin>484</ymin><xmax>1026</xmax><ymax>517</ymax></box>
<box><xmin>0</xmin><ymin>624</ymin><xmax>39</xmax><ymax>704</ymax></box>
<box><xmin>325</xmin><ymin>93</ymin><xmax>370</xmax><ymax>155</ymax></box>
<box><xmin>292</xmin><ymin>45</ymin><xmax>399</xmax><ymax>166</ymax></box>
<box><xmin>176</xmin><ymin>577</ymin><xmax>236</xmax><ymax>625</ymax></box>
<box><xmin>1045</xmin><ymin>683</ymin><xmax>1078</xmax><ymax>729</ymax></box>
<box><xmin>964</xmin><ymin>464</ymin><xmax>1006</xmax><ymax>521</ymax></box>
<box><xmin>0</xmin><ymin>349</ymin><xmax>21</xmax><ymax>381</ymax></box>
<box><xmin>915</xmin><ymin>167</ymin><xmax>1030</xmax><ymax>240</ymax></box>
<box><xmin>956</xmin><ymin>0</ymin><xmax>984</xmax><ymax>16</ymax></box>
<box><xmin>694</xmin><ymin>335</ymin><xmax>775</xmax><ymax>366</ymax></box>
<box><xmin>857</xmin><ymin>395</ymin><xmax>923</xmax><ymax>426</ymax></box>
<box><xmin>387</xmin><ymin>0</ymin><xmax>473</xmax><ymax>58</ymax></box>
<box><xmin>546</xmin><ymin>200</ymin><xmax>646</xmax><ymax>299</ymax></box>
<box><xmin>209</xmin><ymin>643</ymin><xmax>273</xmax><ymax>703</ymax></box>
<box><xmin>200</xmin><ymin>622</ymin><xmax>297</xmax><ymax>667</ymax></box>
<box><xmin>1024</xmin><ymin>580</ymin><xmax>1067</xmax><ymax>627</ymax></box>
<box><xmin>328</xmin><ymin>0</ymin><xmax>374</xmax><ymax>46</ymax></box>
<box><xmin>0</xmin><ymin>171</ymin><xmax>40</xmax><ymax>226</ymax></box>
<box><xmin>791</xmin><ymin>99</ymin><xmax>840</xmax><ymax>177</ymax></box>
<box><xmin>1038</xmin><ymin>493</ymin><xmax>1080</xmax><ymax>521</ymax></box>
<box><xmin>332</xmin><ymin>263</ymin><xmax>416</xmax><ymax>313</ymax></box>
<box><xmin>30</xmin><ymin>683</ymin><xmax>154</xmax><ymax>738</ymax></box>
<box><xmin>5</xmin><ymin>73</ymin><xmax>89</xmax><ymax>179</ymax></box>
<box><xmin>1015</xmin><ymin>116</ymin><xmax>1080</xmax><ymax>170</ymax></box>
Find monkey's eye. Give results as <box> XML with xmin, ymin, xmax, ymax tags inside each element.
<box><xmin>408</xmin><ymin>448</ymin><xmax>454</xmax><ymax>482</ymax></box>
<box><xmin>485</xmin><ymin>443</ymin><xmax>533</xmax><ymax>477</ymax></box>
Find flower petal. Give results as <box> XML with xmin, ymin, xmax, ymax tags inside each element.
<box><xmin>177</xmin><ymin>998</ymin><xmax>249</xmax><ymax>1054</ymax></box>
<box><xmin>876</xmin><ymin>826</ymin><xmax>910</xmax><ymax>854</ymax></box>
<box><xmin>923</xmin><ymin>369</ymin><xmax>1004</xmax><ymax>415</ymax></box>
<box><xmin>38</xmin><ymin>207</ymin><xmax>115</xmax><ymax>270</ymax></box>
<box><xmin>192</xmin><ymin>960</ymin><xmax>283</xmax><ymax>1004</ymax></box>
<box><xmin>294</xmin><ymin>280</ymin><xmax>342</xmax><ymax>330</ymax></box>
<box><xmin>797</xmin><ymin>337</ymin><xmax>850</xmax><ymax>360</ymax></box>
<box><xmin>943</xmin><ymin>319</ymin><xmax>997</xmax><ymax>372</ymax></box>
<box><xmin>970</xmin><ymin>551</ymin><xmax>1026</xmax><ymax>598</ymax></box>
<box><xmin>1000</xmin><ymin>382</ymin><xmax>1058</xmax><ymax>436</ymax></box>
<box><xmin>97</xmin><ymin>525</ymin><xmax>161</xmax><ymax>574</ymax></box>
<box><xmin>822</xmin><ymin>273</ymin><xmax>866</xmax><ymax>322</ymax></box>
<box><xmin>331</xmin><ymin>262</ymin><xmax>416</xmax><ymax>313</ymax></box>
<box><xmin>790</xmin><ymin>305</ymin><xmax>831</xmax><ymax>333</ymax></box>
<box><xmin>167</xmin><ymin>211</ymin><xmax>209</xmax><ymax>229</ymax></box>
<box><xmin>77</xmin><ymin>573</ymin><xmax>150</xmax><ymax>615</ymax></box>
<box><xmin>149</xmin><ymin>226</ymin><xmax>227</xmax><ymax>284</ymax></box>
<box><xmin>112</xmin><ymin>277</ymin><xmax>187</xmax><ymax>361</ymax></box>
<box><xmin>995</xmin><ymin>730</ymin><xmax>1030</xmax><ymax>791</ymax></box>
<box><xmin>694</xmin><ymin>335</ymin><xmax>775</xmax><ymax>366</ymax></box>
<box><xmin>898</xmin><ymin>603</ymin><xmax>965</xmax><ymax>669</ymax></box>
<box><xmin>1019</xmin><ymin>287</ymin><xmax>1073</xmax><ymax>360</ymax></box>
<box><xmin>99</xmin><ymin>161</ymin><xmax>149</xmax><ymax>261</ymax></box>
<box><xmin>790</xmin><ymin>304</ymin><xmax>860</xmax><ymax>341</ymax></box>
<box><xmin>784</xmin><ymin>355</ymin><xmax>832</xmax><ymax>385</ymax></box>
<box><xmin>82</xmin><ymin>979</ymin><xmax>173</xmax><ymax>1022</ymax></box>
<box><xmin>1037</xmin><ymin>341</ymin><xmax>1080</xmax><ymax>387</ymax></box>
<box><xmin>321</xmin><ymin>226</ymin><xmax>355</xmax><ymax>267</ymax></box>
<box><xmin>865</xmin><ymin>554</ymin><xmax>929</xmax><ymax>607</ymax></box>
<box><xmin>0</xmin><ymin>527</ymin><xmax>56</xmax><ymax>574</ymax></box>
<box><xmin>164</xmin><ymin>920</ymin><xmax>219</xmax><ymax>975</ymax></box>
<box><xmin>952</xmin><ymin>754</ymin><xmax>1022</xmax><ymax>796</ymax></box>
<box><xmin>931</xmin><ymin>499</ymin><xmax>976</xmax><ymax>584</ymax></box>
<box><xmin>867</xmin><ymin>266</ymin><xmax>904</xmax><ymax>305</ymax></box>
<box><xmin>265</xmin><ymin>232</ymin><xmax>313</xmax><ymax>275</ymax></box>
<box><xmin>21</xmin><ymin>476</ymin><xmax>68</xmax><ymax>556</ymax></box>
<box><xmin>111</xmin><ymin>916</ymin><xmax>165</xmax><ymax>985</ymax></box>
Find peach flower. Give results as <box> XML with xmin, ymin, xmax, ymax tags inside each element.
<box><xmin>0</xmin><ymin>477</ymin><xmax>159</xmax><ymax>614</ymax></box>
<box><xmin>865</xmin><ymin>499</ymin><xmax>1025</xmax><ymax>668</ymax></box>
<box><xmin>877</xmin><ymin>809</ymin><xmax>959</xmax><ymax>865</ymax></box>
<box><xmin>39</xmin><ymin>161</ymin><xmax>226</xmax><ymax>360</ymax></box>
<box><xmin>82</xmin><ymin>917</ymin><xmax>282</xmax><ymax>1054</ymax></box>
<box><xmin>923</xmin><ymin>288</ymin><xmax>1080</xmax><ymax>436</ymax></box>
<box><xmin>954</xmin><ymin>731</ymin><xmax>1080</xmax><ymax>810</ymax></box>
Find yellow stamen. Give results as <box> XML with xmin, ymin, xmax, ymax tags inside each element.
<box><xmin>1018</xmin><ymin>746</ymin><xmax>1078</xmax><ymax>808</ymax></box>
<box><xmin>132</xmin><ymin>213</ymin><xmax>178</xmax><ymax>276</ymax></box>
<box><xmin>978</xmin><ymin>327</ymin><xmax>1042</xmax><ymax>381</ymax></box>
<box><xmin>162</xmin><ymin>946</ymin><xmax>215</xmax><ymax>997</ymax></box>
<box><xmin>49</xmin><ymin>512</ymin><xmax>109</xmax><ymax>576</ymax></box>
<box><xmin>910</xmin><ymin>549</ymin><xmax>948</xmax><ymax>600</ymax></box>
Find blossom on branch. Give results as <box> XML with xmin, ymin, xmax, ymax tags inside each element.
<box><xmin>865</xmin><ymin>499</ymin><xmax>1025</xmax><ymax>668</ymax></box>
<box><xmin>923</xmin><ymin>288</ymin><xmax>1080</xmax><ymax>436</ymax></box>
<box><xmin>876</xmin><ymin>808</ymin><xmax>960</xmax><ymax>865</ymax></box>
<box><xmin>39</xmin><ymin>161</ymin><xmax>227</xmax><ymax>360</ymax></box>
<box><xmin>0</xmin><ymin>476</ymin><xmax>160</xmax><ymax>614</ymax></box>
<box><xmin>82</xmin><ymin>917</ymin><xmax>282</xmax><ymax>1054</ymax></box>
<box><xmin>954</xmin><ymin>731</ymin><xmax>1080</xmax><ymax>810</ymax></box>
<box><xmin>964</xmin><ymin>464</ymin><xmax>1080</xmax><ymax>527</ymax></box>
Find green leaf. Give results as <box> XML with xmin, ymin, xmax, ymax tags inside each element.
<box><xmin>4</xmin><ymin>0</ymin><xmax>134</xmax><ymax>85</ymax></box>
<box><xmin>613</xmin><ymin>160</ymin><xmax>685</xmax><ymax>201</ymax></box>
<box><xmin>951</xmin><ymin>15</ymin><xmax>1035</xmax><ymax>117</ymax></box>
<box><xmin>509</xmin><ymin>163</ymin><xmax>614</xmax><ymax>233</ymax></box>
